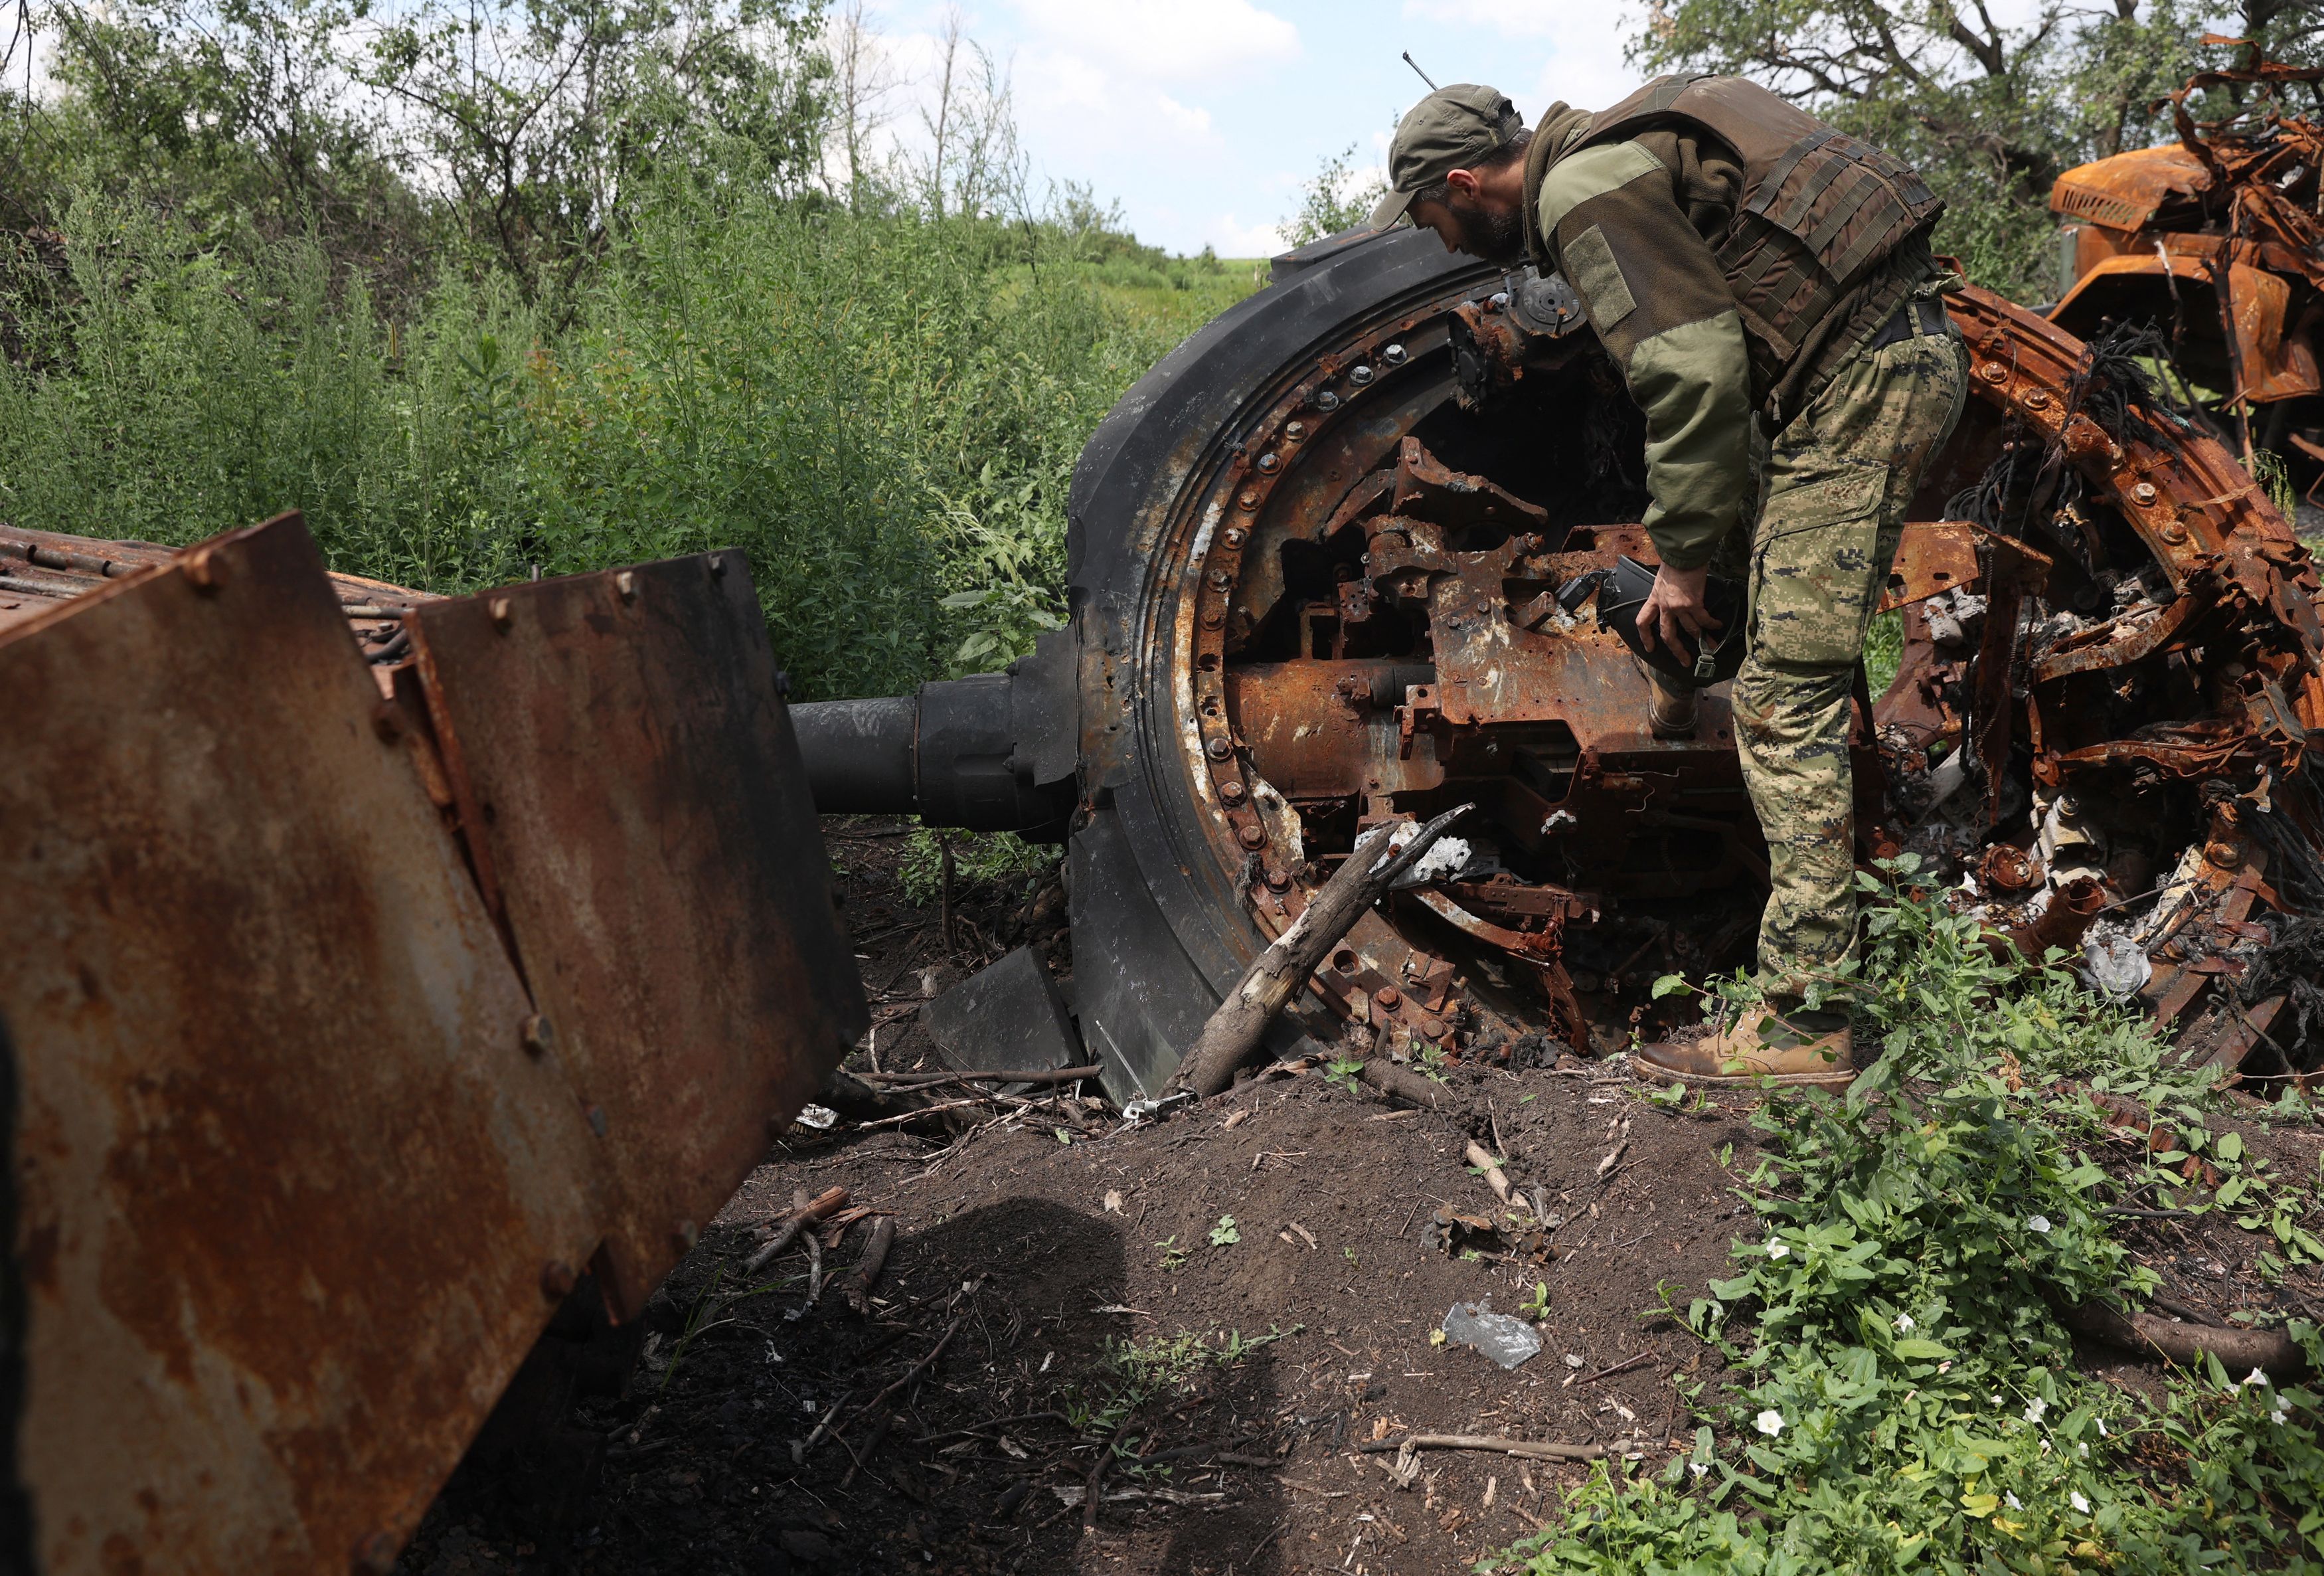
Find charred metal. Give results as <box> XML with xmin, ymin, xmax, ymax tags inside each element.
<box><xmin>799</xmin><ymin>232</ymin><xmax>2324</xmax><ymax>1100</ymax></box>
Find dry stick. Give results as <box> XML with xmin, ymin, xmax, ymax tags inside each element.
<box><xmin>1576</xmin><ymin>1351</ymin><xmax>1657</xmax><ymax>1387</ymax></box>
<box><xmin>1355</xmin><ymin>1433</ymin><xmax>1611</xmax><ymax>1464</ymax></box>
<box><xmin>850</xmin><ymin>1096</ymin><xmax>991</xmax><ymax>1130</ymax></box>
<box><xmin>940</xmin><ymin>830</ymin><xmax>957</xmax><ymax>955</ymax></box>
<box><xmin>791</xmin><ymin>1390</ymin><xmax>854</xmax><ymax>1464</ymax></box>
<box><xmin>1084</xmin><ymin>1406</ymin><xmax>1147</xmax><ymax>1536</ymax></box>
<box><xmin>1464</xmin><ymin>1140</ymin><xmax>1513</xmax><ymax>1204</ymax></box>
<box><xmin>1178</xmin><ymin>804</ymin><xmax>1474</xmax><ymax>1098</ymax></box>
<box><xmin>1359</xmin><ymin>1058</ymin><xmax>1448</xmax><ymax>1109</ymax></box>
<box><xmin>839</xmin><ymin>1413</ymin><xmax>894</xmax><ymax>1490</ymax></box>
<box><xmin>798</xmin><ymin>1231</ymin><xmax>827</xmax><ymax>1314</ymax></box>
<box><xmin>861</xmin><ymin>1064</ymin><xmax>1103</xmax><ymax>1089</ymax></box>
<box><xmin>840</xmin><ymin>1217</ymin><xmax>898</xmax><ymax>1316</ymax></box>
<box><xmin>817</xmin><ymin>1314</ymin><xmax>968</xmax><ymax>1457</ymax></box>
<box><xmin>744</xmin><ymin>1186</ymin><xmax>849</xmax><ymax>1276</ymax></box>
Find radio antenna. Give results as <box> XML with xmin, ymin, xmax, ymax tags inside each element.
<box><xmin>1402</xmin><ymin>51</ymin><xmax>1439</xmax><ymax>90</ymax></box>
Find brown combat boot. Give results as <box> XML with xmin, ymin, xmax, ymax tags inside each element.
<box><xmin>1633</xmin><ymin>1005</ymin><xmax>1855</xmax><ymax>1092</ymax></box>
<box><xmin>1645</xmin><ymin>667</ymin><xmax>1697</xmax><ymax>738</ymax></box>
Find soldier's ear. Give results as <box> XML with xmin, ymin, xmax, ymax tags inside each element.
<box><xmin>1444</xmin><ymin>168</ymin><xmax>1481</xmax><ymax>201</ymax></box>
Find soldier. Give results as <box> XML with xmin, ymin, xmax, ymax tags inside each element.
<box><xmin>1370</xmin><ymin>77</ymin><xmax>1969</xmax><ymax>1089</ymax></box>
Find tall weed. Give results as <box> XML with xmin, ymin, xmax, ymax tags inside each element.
<box><xmin>0</xmin><ymin>184</ymin><xmax>1243</xmax><ymax>699</ymax></box>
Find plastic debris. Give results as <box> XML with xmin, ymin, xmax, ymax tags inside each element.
<box><xmin>2082</xmin><ymin>928</ymin><xmax>2153</xmax><ymax>999</ymax></box>
<box><xmin>1441</xmin><ymin>1298</ymin><xmax>1543</xmax><ymax>1370</ymax></box>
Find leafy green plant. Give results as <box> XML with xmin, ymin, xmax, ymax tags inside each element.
<box><xmin>898</xmin><ymin>828</ymin><xmax>1060</xmax><ymax>907</ymax></box>
<box><xmin>1208</xmin><ymin>1215</ymin><xmax>1240</xmax><ymax>1248</ymax></box>
<box><xmin>1323</xmin><ymin>1056</ymin><xmax>1365</xmax><ymax>1094</ymax></box>
<box><xmin>1517</xmin><ymin>1282</ymin><xmax>1552</xmax><ymax>1322</ymax></box>
<box><xmin>1488</xmin><ymin>863</ymin><xmax>2324</xmax><ymax>1575</ymax></box>
<box><xmin>1155</xmin><ymin>1235</ymin><xmax>1187</xmax><ymax>1273</ymax></box>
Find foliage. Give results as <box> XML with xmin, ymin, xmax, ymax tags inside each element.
<box><xmin>1627</xmin><ymin>2</ymin><xmax>2324</xmax><ymax>300</ymax></box>
<box><xmin>1489</xmin><ymin>864</ymin><xmax>2324</xmax><ymax>1575</ymax></box>
<box><xmin>1</xmin><ymin>153</ymin><xmax>1248</xmax><ymax>708</ymax></box>
<box><xmin>896</xmin><ymin>829</ymin><xmax>1060</xmax><ymax>907</ymax></box>
<box><xmin>1282</xmin><ymin>142</ymin><xmax>1386</xmax><ymax>248</ymax></box>
<box><xmin>1208</xmin><ymin>1214</ymin><xmax>1240</xmax><ymax>1248</ymax></box>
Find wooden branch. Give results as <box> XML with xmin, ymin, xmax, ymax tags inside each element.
<box><xmin>2050</xmin><ymin>1294</ymin><xmax>2311</xmax><ymax>1377</ymax></box>
<box><xmin>1354</xmin><ymin>1433</ymin><xmax>1612</xmax><ymax>1463</ymax></box>
<box><xmin>1464</xmin><ymin>1140</ymin><xmax>1513</xmax><ymax>1203</ymax></box>
<box><xmin>1357</xmin><ymin>1058</ymin><xmax>1448</xmax><ymax>1109</ymax></box>
<box><xmin>743</xmin><ymin>1186</ymin><xmax>849</xmax><ymax>1276</ymax></box>
<box><xmin>860</xmin><ymin>1065</ymin><xmax>1102</xmax><ymax>1089</ymax></box>
<box><xmin>1177</xmin><ymin>805</ymin><xmax>1473</xmax><ymax>1098</ymax></box>
<box><xmin>840</xmin><ymin>1217</ymin><xmax>898</xmax><ymax>1316</ymax></box>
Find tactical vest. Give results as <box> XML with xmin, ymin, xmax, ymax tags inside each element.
<box><xmin>1527</xmin><ymin>74</ymin><xmax>1943</xmax><ymax>389</ymax></box>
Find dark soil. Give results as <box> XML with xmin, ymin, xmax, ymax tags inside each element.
<box><xmin>392</xmin><ymin>818</ymin><xmax>2324</xmax><ymax>1576</ymax></box>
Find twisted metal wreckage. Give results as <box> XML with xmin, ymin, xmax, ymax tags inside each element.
<box><xmin>798</xmin><ymin>230</ymin><xmax>2324</xmax><ymax>1098</ymax></box>
<box><xmin>9</xmin><ymin>219</ymin><xmax>2324</xmax><ymax>1572</ymax></box>
<box><xmin>2050</xmin><ymin>53</ymin><xmax>2324</xmax><ymax>477</ymax></box>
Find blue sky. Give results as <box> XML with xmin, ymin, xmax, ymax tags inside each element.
<box><xmin>868</xmin><ymin>1</ymin><xmax>1643</xmax><ymax>256</ymax></box>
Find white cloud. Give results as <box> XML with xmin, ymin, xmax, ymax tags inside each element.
<box><xmin>1155</xmin><ymin>94</ymin><xmax>1215</xmax><ymax>140</ymax></box>
<box><xmin>1208</xmin><ymin>213</ymin><xmax>1291</xmax><ymax>256</ymax></box>
<box><xmin>1007</xmin><ymin>0</ymin><xmax>1299</xmax><ymax>82</ymax></box>
<box><xmin>1393</xmin><ymin>0</ymin><xmax>1639</xmax><ymax>113</ymax></box>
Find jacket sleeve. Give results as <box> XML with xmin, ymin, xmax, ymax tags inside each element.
<box><xmin>1536</xmin><ymin>141</ymin><xmax>1752</xmax><ymax>571</ymax></box>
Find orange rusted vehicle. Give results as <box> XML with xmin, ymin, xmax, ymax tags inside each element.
<box><xmin>0</xmin><ymin>515</ymin><xmax>865</xmax><ymax>1575</ymax></box>
<box><xmin>2050</xmin><ymin>52</ymin><xmax>2324</xmax><ymax>476</ymax></box>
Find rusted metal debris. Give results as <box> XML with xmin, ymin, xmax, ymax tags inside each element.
<box><xmin>0</xmin><ymin>513</ymin><xmax>864</xmax><ymax>1574</ymax></box>
<box><xmin>2050</xmin><ymin>53</ymin><xmax>2324</xmax><ymax>469</ymax></box>
<box><xmin>1191</xmin><ymin>280</ymin><xmax>2324</xmax><ymax>1085</ymax></box>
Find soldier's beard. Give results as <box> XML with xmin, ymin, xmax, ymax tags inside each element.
<box><xmin>1448</xmin><ymin>197</ymin><xmax>1526</xmax><ymax>265</ymax></box>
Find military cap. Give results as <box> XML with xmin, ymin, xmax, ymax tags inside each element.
<box><xmin>1369</xmin><ymin>83</ymin><xmax>1525</xmax><ymax>229</ymax></box>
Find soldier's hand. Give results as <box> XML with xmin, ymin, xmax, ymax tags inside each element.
<box><xmin>1636</xmin><ymin>563</ymin><xmax>1720</xmax><ymax>656</ymax></box>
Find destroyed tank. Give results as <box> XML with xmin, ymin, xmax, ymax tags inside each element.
<box><xmin>795</xmin><ymin>225</ymin><xmax>2324</xmax><ymax>1100</ymax></box>
<box><xmin>2049</xmin><ymin>55</ymin><xmax>2324</xmax><ymax>489</ymax></box>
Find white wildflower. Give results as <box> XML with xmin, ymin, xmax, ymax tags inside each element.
<box><xmin>2244</xmin><ymin>1368</ymin><xmax>2270</xmax><ymax>1387</ymax></box>
<box><xmin>2272</xmin><ymin>1399</ymin><xmax>2293</xmax><ymax>1425</ymax></box>
<box><xmin>1754</xmin><ymin>1410</ymin><xmax>1785</xmax><ymax>1437</ymax></box>
<box><xmin>2005</xmin><ymin>1492</ymin><xmax>2023</xmax><ymax>1511</ymax></box>
<box><xmin>2077</xmin><ymin>1443</ymin><xmax>2090</xmax><ymax>1458</ymax></box>
<box><xmin>1936</xmin><ymin>1360</ymin><xmax>1953</xmax><ymax>1374</ymax></box>
<box><xmin>1689</xmin><ymin>1461</ymin><xmax>1708</xmax><ymax>1479</ymax></box>
<box><xmin>2027</xmin><ymin>1215</ymin><xmax>2052</xmax><ymax>1234</ymax></box>
<box><xmin>2071</xmin><ymin>1491</ymin><xmax>2092</xmax><ymax>1514</ymax></box>
<box><xmin>1766</xmin><ymin>1241</ymin><xmax>1791</xmax><ymax>1259</ymax></box>
<box><xmin>1894</xmin><ymin>1312</ymin><xmax>1916</xmax><ymax>1332</ymax></box>
<box><xmin>2023</xmin><ymin>1397</ymin><xmax>2048</xmax><ymax>1425</ymax></box>
<box><xmin>1992</xmin><ymin>1393</ymin><xmax>2005</xmax><ymax>1405</ymax></box>
<box><xmin>2096</xmin><ymin>1418</ymin><xmax>2109</xmax><ymax>1437</ymax></box>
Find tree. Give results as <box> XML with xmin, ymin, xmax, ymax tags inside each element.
<box><xmin>1626</xmin><ymin>0</ymin><xmax>2319</xmax><ymax>299</ymax></box>
<box><xmin>359</xmin><ymin>0</ymin><xmax>831</xmax><ymax>283</ymax></box>
<box><xmin>1282</xmin><ymin>143</ymin><xmax>1386</xmax><ymax>248</ymax></box>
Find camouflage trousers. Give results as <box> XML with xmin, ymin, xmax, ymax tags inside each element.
<box><xmin>1724</xmin><ymin>307</ymin><xmax>1969</xmax><ymax>999</ymax></box>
